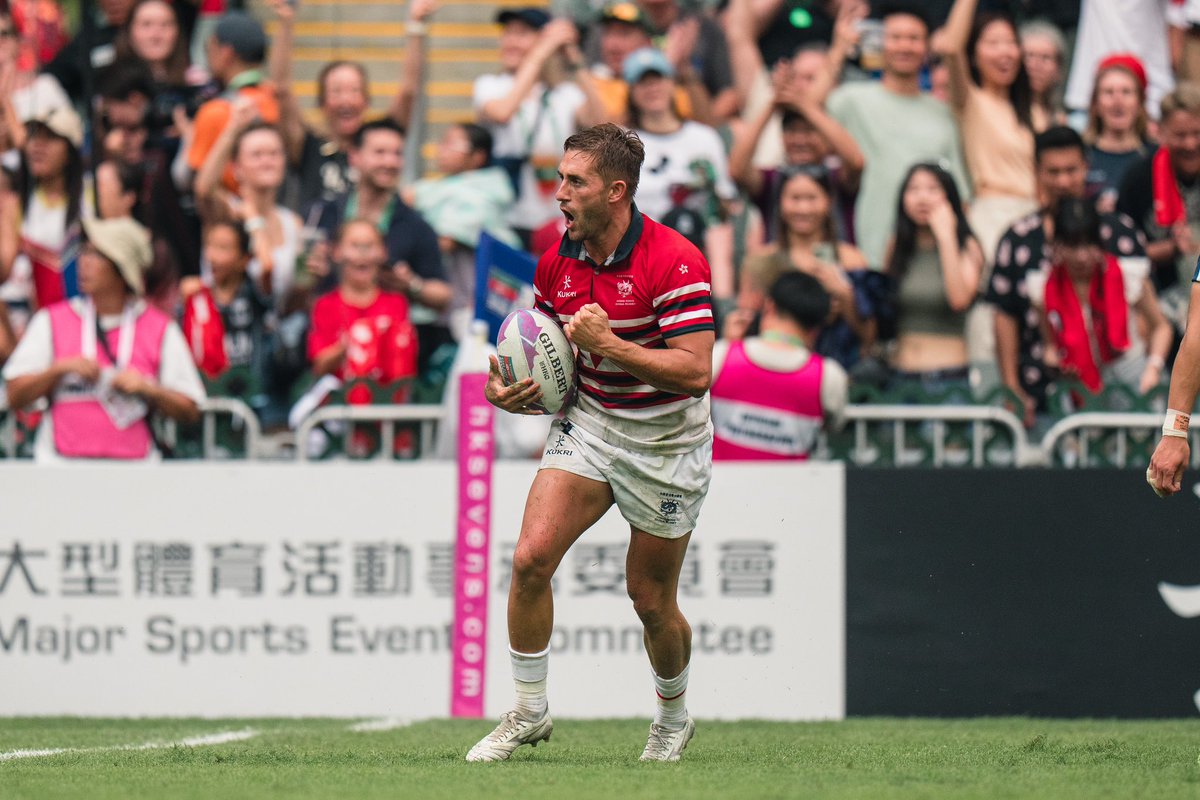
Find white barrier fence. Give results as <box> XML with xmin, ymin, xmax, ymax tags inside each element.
<box><xmin>0</xmin><ymin>462</ymin><xmax>845</xmax><ymax>720</ymax></box>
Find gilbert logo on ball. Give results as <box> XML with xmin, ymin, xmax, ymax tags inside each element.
<box><xmin>496</xmin><ymin>308</ymin><xmax>578</xmax><ymax>414</ymax></box>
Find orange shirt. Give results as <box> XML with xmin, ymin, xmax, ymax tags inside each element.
<box><xmin>187</xmin><ymin>82</ymin><xmax>280</xmax><ymax>192</ymax></box>
<box><xmin>593</xmin><ymin>74</ymin><xmax>694</xmax><ymax>123</ymax></box>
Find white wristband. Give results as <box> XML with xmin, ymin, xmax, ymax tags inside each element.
<box><xmin>1163</xmin><ymin>408</ymin><xmax>1191</xmax><ymax>439</ymax></box>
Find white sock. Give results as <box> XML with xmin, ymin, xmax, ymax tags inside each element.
<box><xmin>652</xmin><ymin>664</ymin><xmax>689</xmax><ymax>729</ymax></box>
<box><xmin>511</xmin><ymin>646</ymin><xmax>549</xmax><ymax>719</ymax></box>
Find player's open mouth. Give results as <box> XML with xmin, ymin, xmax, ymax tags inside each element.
<box><xmin>562</xmin><ymin>209</ymin><xmax>575</xmax><ymax>229</ymax></box>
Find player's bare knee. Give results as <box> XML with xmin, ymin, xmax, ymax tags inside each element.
<box><xmin>628</xmin><ymin>582</ymin><xmax>676</xmax><ymax>629</ymax></box>
<box><xmin>510</xmin><ymin>543</ymin><xmax>557</xmax><ymax>591</ymax></box>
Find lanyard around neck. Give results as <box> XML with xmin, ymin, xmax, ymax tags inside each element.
<box><xmin>344</xmin><ymin>190</ymin><xmax>397</xmax><ymax>235</ymax></box>
<box><xmin>81</xmin><ymin>299</ymin><xmax>137</xmax><ymax>370</ymax></box>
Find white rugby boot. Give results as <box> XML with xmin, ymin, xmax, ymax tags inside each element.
<box><xmin>466</xmin><ymin>710</ymin><xmax>554</xmax><ymax>762</ymax></box>
<box><xmin>639</xmin><ymin>716</ymin><xmax>696</xmax><ymax>762</ymax></box>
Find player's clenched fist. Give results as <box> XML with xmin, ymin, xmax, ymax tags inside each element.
<box><xmin>564</xmin><ymin>303</ymin><xmax>613</xmax><ymax>351</ymax></box>
<box><xmin>484</xmin><ymin>355</ymin><xmax>545</xmax><ymax>415</ymax></box>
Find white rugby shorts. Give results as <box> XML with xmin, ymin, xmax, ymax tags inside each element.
<box><xmin>538</xmin><ymin>418</ymin><xmax>712</xmax><ymax>538</ymax></box>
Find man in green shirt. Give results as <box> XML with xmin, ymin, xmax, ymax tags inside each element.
<box><xmin>822</xmin><ymin>3</ymin><xmax>970</xmax><ymax>268</ymax></box>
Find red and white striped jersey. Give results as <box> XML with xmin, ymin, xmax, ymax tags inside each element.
<box><xmin>533</xmin><ymin>207</ymin><xmax>714</xmax><ymax>452</ymax></box>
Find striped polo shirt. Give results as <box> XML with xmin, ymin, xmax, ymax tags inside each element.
<box><xmin>533</xmin><ymin>206</ymin><xmax>715</xmax><ymax>452</ymax></box>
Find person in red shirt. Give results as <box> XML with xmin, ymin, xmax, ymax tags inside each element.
<box><xmin>308</xmin><ymin>220</ymin><xmax>417</xmax><ymax>403</ymax></box>
<box><xmin>468</xmin><ymin>123</ymin><xmax>714</xmax><ymax>764</ymax></box>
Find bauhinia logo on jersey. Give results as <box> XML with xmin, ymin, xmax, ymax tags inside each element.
<box><xmin>558</xmin><ymin>274</ymin><xmax>577</xmax><ymax>299</ymax></box>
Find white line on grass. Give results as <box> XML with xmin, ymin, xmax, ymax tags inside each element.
<box><xmin>347</xmin><ymin>718</ymin><xmax>412</xmax><ymax>733</ymax></box>
<box><xmin>0</xmin><ymin>728</ymin><xmax>259</xmax><ymax>762</ymax></box>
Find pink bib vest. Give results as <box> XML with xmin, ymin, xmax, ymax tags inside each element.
<box><xmin>48</xmin><ymin>301</ymin><xmax>170</xmax><ymax>459</ymax></box>
<box><xmin>710</xmin><ymin>339</ymin><xmax>825</xmax><ymax>461</ymax></box>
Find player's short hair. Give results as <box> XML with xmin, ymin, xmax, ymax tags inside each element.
<box><xmin>563</xmin><ymin>123</ymin><xmax>645</xmax><ymax>200</ymax></box>
<box><xmin>1034</xmin><ymin>125</ymin><xmax>1085</xmax><ymax>164</ymax></box>
<box><xmin>1161</xmin><ymin>81</ymin><xmax>1200</xmax><ymax>120</ymax></box>
<box><xmin>769</xmin><ymin>271</ymin><xmax>830</xmax><ymax>330</ymax></box>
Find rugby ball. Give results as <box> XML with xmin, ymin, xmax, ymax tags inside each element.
<box><xmin>495</xmin><ymin>308</ymin><xmax>577</xmax><ymax>414</ymax></box>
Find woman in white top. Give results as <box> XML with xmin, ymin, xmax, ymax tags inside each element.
<box><xmin>0</xmin><ymin>105</ymin><xmax>85</xmax><ymax>335</ymax></box>
<box><xmin>194</xmin><ymin>104</ymin><xmax>299</xmax><ymax>309</ymax></box>
<box><xmin>624</xmin><ymin>47</ymin><xmax>738</xmax><ymax>311</ymax></box>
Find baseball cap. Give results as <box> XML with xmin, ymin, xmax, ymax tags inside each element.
<box><xmin>24</xmin><ymin>105</ymin><xmax>83</xmax><ymax>148</ymax></box>
<box><xmin>495</xmin><ymin>7</ymin><xmax>551</xmax><ymax>29</ymax></box>
<box><xmin>600</xmin><ymin>2</ymin><xmax>650</xmax><ymax>31</ymax></box>
<box><xmin>213</xmin><ymin>11</ymin><xmax>267</xmax><ymax>63</ymax></box>
<box><xmin>623</xmin><ymin>47</ymin><xmax>674</xmax><ymax>84</ymax></box>
<box><xmin>82</xmin><ymin>218</ymin><xmax>154</xmax><ymax>296</ymax></box>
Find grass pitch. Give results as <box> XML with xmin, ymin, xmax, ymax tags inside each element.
<box><xmin>3</xmin><ymin>717</ymin><xmax>1199</xmax><ymax>799</ymax></box>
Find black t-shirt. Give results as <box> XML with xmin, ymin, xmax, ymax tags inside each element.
<box><xmin>219</xmin><ymin>277</ymin><xmax>272</xmax><ymax>370</ymax></box>
<box><xmin>296</xmin><ymin>131</ymin><xmax>353</xmax><ymax>212</ymax></box>
<box><xmin>1117</xmin><ymin>148</ymin><xmax>1200</xmax><ymax>289</ymax></box>
<box><xmin>985</xmin><ymin>210</ymin><xmax>1146</xmax><ymax>405</ymax></box>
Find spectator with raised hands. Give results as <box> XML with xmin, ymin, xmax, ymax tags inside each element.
<box><xmin>585</xmin><ymin>2</ymin><xmax>708</xmax><ymax>126</ymax></box>
<box><xmin>474</xmin><ymin>8</ymin><xmax>605</xmax><ymax>247</ymax></box>
<box><xmin>820</xmin><ymin>2</ymin><xmax>970</xmax><ymax>270</ymax></box>
<box><xmin>734</xmin><ymin>165</ymin><xmax>875</xmax><ymax>371</ymax></box>
<box><xmin>936</xmin><ymin>0</ymin><xmax>1043</xmax><ymax>264</ymax></box>
<box><xmin>194</xmin><ymin>101</ymin><xmax>301</xmax><ymax>308</ymax></box>
<box><xmin>186</xmin><ymin>10</ymin><xmax>279</xmax><ymax>194</ymax></box>
<box><xmin>729</xmin><ymin>53</ymin><xmax>862</xmax><ymax>245</ymax></box>
<box><xmin>634</xmin><ymin>0</ymin><xmax>737</xmax><ymax>122</ymax></box>
<box><xmin>884</xmin><ymin>162</ymin><xmax>983</xmax><ymax>403</ymax></box>
<box><xmin>1084</xmin><ymin>54</ymin><xmax>1153</xmax><ymax>213</ymax></box>
<box><xmin>268</xmin><ymin>0</ymin><xmax>436</xmax><ymax>210</ymax></box>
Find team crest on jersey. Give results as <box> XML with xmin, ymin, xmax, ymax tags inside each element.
<box><xmin>558</xmin><ymin>273</ymin><xmax>577</xmax><ymax>298</ymax></box>
<box><xmin>615</xmin><ymin>275</ymin><xmax>635</xmax><ymax>306</ymax></box>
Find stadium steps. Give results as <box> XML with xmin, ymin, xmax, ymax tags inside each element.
<box><xmin>256</xmin><ymin>0</ymin><xmax>549</xmax><ymax>169</ymax></box>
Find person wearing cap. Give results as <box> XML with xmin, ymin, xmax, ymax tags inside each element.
<box><xmin>186</xmin><ymin>9</ymin><xmax>280</xmax><ymax>193</ymax></box>
<box><xmin>1084</xmin><ymin>54</ymin><xmax>1153</xmax><ymax>213</ymax></box>
<box><xmin>621</xmin><ymin>44</ymin><xmax>740</xmax><ymax>323</ymax></box>
<box><xmin>0</xmin><ymin>105</ymin><xmax>86</xmax><ymax>323</ymax></box>
<box><xmin>3</xmin><ymin>217</ymin><xmax>206</xmax><ymax>463</ymax></box>
<box><xmin>266</xmin><ymin>0</ymin><xmax>437</xmax><ymax>210</ymax></box>
<box><xmin>473</xmin><ymin>8</ymin><xmax>604</xmax><ymax>247</ymax></box>
<box><xmin>610</xmin><ymin>0</ymin><xmax>738</xmax><ymax>123</ymax></box>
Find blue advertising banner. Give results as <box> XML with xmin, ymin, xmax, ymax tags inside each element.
<box><xmin>474</xmin><ymin>233</ymin><xmax>536</xmax><ymax>343</ymax></box>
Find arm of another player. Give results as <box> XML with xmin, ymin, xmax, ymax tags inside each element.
<box><xmin>1149</xmin><ymin>283</ymin><xmax>1200</xmax><ymax>496</ymax></box>
<box><xmin>566</xmin><ymin>303</ymin><xmax>714</xmax><ymax>397</ymax></box>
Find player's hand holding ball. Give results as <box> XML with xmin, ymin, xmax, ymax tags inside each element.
<box><xmin>485</xmin><ymin>355</ymin><xmax>545</xmax><ymax>415</ymax></box>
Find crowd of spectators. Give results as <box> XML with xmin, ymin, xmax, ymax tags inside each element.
<box><xmin>0</xmin><ymin>0</ymin><xmax>1196</xmax><ymax>460</ymax></box>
